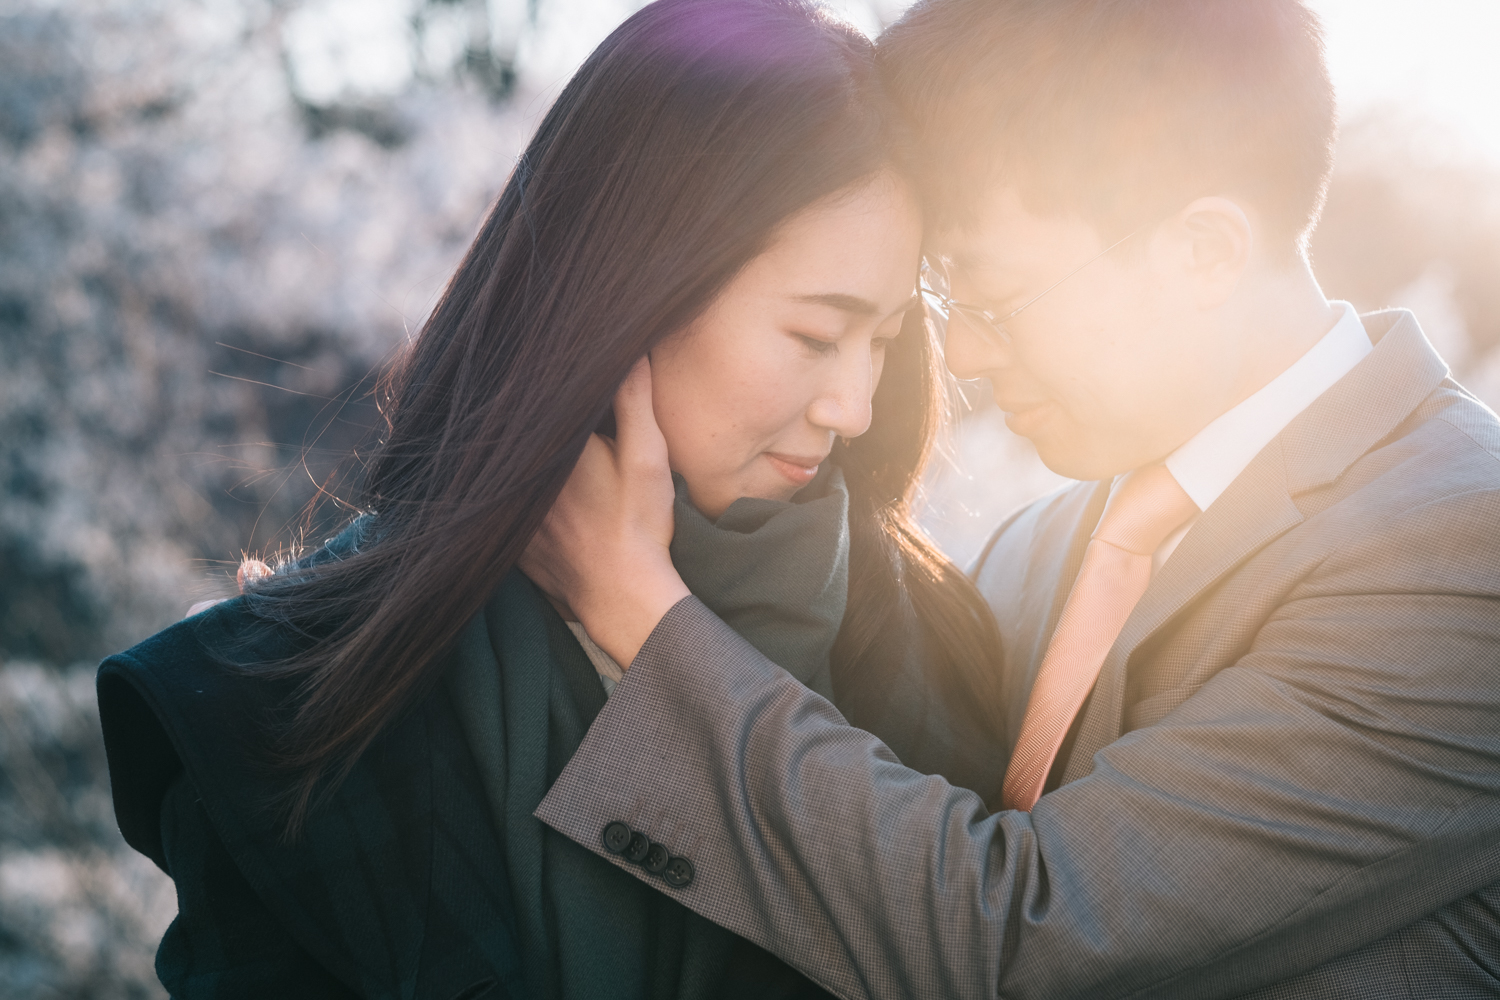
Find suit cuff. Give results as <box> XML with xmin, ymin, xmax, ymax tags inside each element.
<box><xmin>535</xmin><ymin>595</ymin><xmax>803</xmax><ymax>897</ymax></box>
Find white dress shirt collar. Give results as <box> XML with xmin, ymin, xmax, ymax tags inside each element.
<box><xmin>1165</xmin><ymin>300</ymin><xmax>1373</xmax><ymax>513</ymax></box>
<box><xmin>1143</xmin><ymin>302</ymin><xmax>1371</xmax><ymax>572</ymax></box>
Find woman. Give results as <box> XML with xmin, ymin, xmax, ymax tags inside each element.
<box><xmin>97</xmin><ymin>1</ymin><xmax>1007</xmax><ymax>997</ymax></box>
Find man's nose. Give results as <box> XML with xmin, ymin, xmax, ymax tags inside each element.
<box><xmin>942</xmin><ymin>311</ymin><xmax>1011</xmax><ymax>381</ymax></box>
<box><xmin>806</xmin><ymin>349</ymin><xmax>875</xmax><ymax>440</ymax></box>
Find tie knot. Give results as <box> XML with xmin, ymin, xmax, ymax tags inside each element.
<box><xmin>1093</xmin><ymin>465</ymin><xmax>1199</xmax><ymax>556</ymax></box>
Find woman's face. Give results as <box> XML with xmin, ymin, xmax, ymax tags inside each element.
<box><xmin>651</xmin><ymin>172</ymin><xmax>923</xmax><ymax>519</ymax></box>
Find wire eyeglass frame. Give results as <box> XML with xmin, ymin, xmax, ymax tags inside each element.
<box><xmin>918</xmin><ymin>224</ymin><xmax>1148</xmax><ymax>347</ymax></box>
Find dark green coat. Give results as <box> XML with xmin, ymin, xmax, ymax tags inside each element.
<box><xmin>97</xmin><ymin>472</ymin><xmax>1006</xmax><ymax>998</ymax></box>
<box><xmin>99</xmin><ymin>575</ymin><xmax>835</xmax><ymax>999</ymax></box>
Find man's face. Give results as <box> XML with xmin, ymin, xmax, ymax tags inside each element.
<box><xmin>935</xmin><ymin>189</ymin><xmax>1240</xmax><ymax>481</ymax></box>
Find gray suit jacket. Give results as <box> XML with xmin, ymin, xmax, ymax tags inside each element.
<box><xmin>536</xmin><ymin>310</ymin><xmax>1500</xmax><ymax>999</ymax></box>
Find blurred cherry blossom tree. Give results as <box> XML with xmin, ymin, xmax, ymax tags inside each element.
<box><xmin>0</xmin><ymin>0</ymin><xmax>545</xmax><ymax>665</ymax></box>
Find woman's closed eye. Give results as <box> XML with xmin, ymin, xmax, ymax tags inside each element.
<box><xmin>794</xmin><ymin>332</ymin><xmax>839</xmax><ymax>356</ymax></box>
<box><xmin>795</xmin><ymin>330</ymin><xmax>898</xmax><ymax>358</ymax></box>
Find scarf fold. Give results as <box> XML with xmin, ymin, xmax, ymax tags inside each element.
<box><xmin>444</xmin><ymin>467</ymin><xmax>851</xmax><ymax>1000</ymax></box>
<box><xmin>669</xmin><ymin>465</ymin><xmax>848</xmax><ymax>699</ymax></box>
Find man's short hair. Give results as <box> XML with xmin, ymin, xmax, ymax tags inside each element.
<box><xmin>877</xmin><ymin>0</ymin><xmax>1337</xmax><ymax>256</ymax></box>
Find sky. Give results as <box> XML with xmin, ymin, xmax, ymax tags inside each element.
<box><xmin>281</xmin><ymin>0</ymin><xmax>1500</xmax><ymax>165</ymax></box>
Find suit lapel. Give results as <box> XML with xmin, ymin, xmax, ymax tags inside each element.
<box><xmin>1279</xmin><ymin>311</ymin><xmax>1449</xmax><ymax>494</ymax></box>
<box><xmin>1061</xmin><ymin>310</ymin><xmax>1450</xmax><ymax>782</ymax></box>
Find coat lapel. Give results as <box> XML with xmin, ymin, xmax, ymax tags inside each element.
<box><xmin>1278</xmin><ymin>311</ymin><xmax>1449</xmax><ymax>494</ymax></box>
<box><xmin>1061</xmin><ymin>310</ymin><xmax>1451</xmax><ymax>782</ymax></box>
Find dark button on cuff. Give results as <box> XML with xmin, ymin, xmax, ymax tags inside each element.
<box><xmin>623</xmin><ymin>831</ymin><xmax>651</xmax><ymax>863</ymax></box>
<box><xmin>642</xmin><ymin>842</ymin><xmax>670</xmax><ymax>874</ymax></box>
<box><xmin>602</xmin><ymin>821</ymin><xmax>632</xmax><ymax>854</ymax></box>
<box><xmin>662</xmin><ymin>856</ymin><xmax>694</xmax><ymax>888</ymax></box>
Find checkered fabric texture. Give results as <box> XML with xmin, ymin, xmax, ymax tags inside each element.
<box><xmin>536</xmin><ymin>311</ymin><xmax>1500</xmax><ymax>1000</ymax></box>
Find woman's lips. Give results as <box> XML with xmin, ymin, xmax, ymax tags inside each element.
<box><xmin>764</xmin><ymin>452</ymin><xmax>824</xmax><ymax>486</ymax></box>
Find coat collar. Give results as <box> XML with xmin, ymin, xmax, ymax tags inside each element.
<box><xmin>1061</xmin><ymin>310</ymin><xmax>1449</xmax><ymax>780</ymax></box>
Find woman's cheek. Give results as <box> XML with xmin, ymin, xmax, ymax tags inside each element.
<box><xmin>744</xmin><ymin>351</ymin><xmax>818</xmax><ymax>441</ymax></box>
<box><xmin>650</xmin><ymin>366</ymin><xmax>716</xmax><ymax>477</ymax></box>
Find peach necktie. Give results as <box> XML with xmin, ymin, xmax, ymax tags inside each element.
<box><xmin>1001</xmin><ymin>464</ymin><xmax>1198</xmax><ymax>812</ymax></box>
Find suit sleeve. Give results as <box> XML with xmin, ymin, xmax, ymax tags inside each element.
<box><xmin>534</xmin><ymin>490</ymin><xmax>1500</xmax><ymax>1000</ymax></box>
<box><xmin>155</xmin><ymin>775</ymin><xmax>359</xmax><ymax>999</ymax></box>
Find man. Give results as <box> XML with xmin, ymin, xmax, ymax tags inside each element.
<box><xmin>523</xmin><ymin>1</ymin><xmax>1500</xmax><ymax>996</ymax></box>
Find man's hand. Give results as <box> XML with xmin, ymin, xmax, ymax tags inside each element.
<box><xmin>520</xmin><ymin>357</ymin><xmax>690</xmax><ymax>668</ymax></box>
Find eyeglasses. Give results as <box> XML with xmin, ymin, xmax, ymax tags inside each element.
<box><xmin>919</xmin><ymin>224</ymin><xmax>1146</xmax><ymax>347</ymax></box>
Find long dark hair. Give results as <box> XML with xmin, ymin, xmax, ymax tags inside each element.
<box><xmin>247</xmin><ymin>0</ymin><xmax>1004</xmax><ymax>830</ymax></box>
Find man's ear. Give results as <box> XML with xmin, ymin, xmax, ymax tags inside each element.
<box><xmin>1165</xmin><ymin>196</ymin><xmax>1252</xmax><ymax>308</ymax></box>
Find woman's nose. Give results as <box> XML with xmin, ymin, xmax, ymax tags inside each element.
<box><xmin>806</xmin><ymin>349</ymin><xmax>875</xmax><ymax>439</ymax></box>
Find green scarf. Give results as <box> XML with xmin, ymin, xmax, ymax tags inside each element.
<box><xmin>443</xmin><ymin>468</ymin><xmax>849</xmax><ymax>1000</ymax></box>
<box><xmin>669</xmin><ymin>465</ymin><xmax>848</xmax><ymax>699</ymax></box>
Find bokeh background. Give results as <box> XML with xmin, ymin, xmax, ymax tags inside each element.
<box><xmin>2</xmin><ymin>1</ymin><xmax>1497</xmax><ymax>995</ymax></box>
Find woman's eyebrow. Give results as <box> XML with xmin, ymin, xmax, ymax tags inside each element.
<box><xmin>792</xmin><ymin>291</ymin><xmax>919</xmax><ymax>317</ymax></box>
<box><xmin>792</xmin><ymin>291</ymin><xmax>879</xmax><ymax>314</ymax></box>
